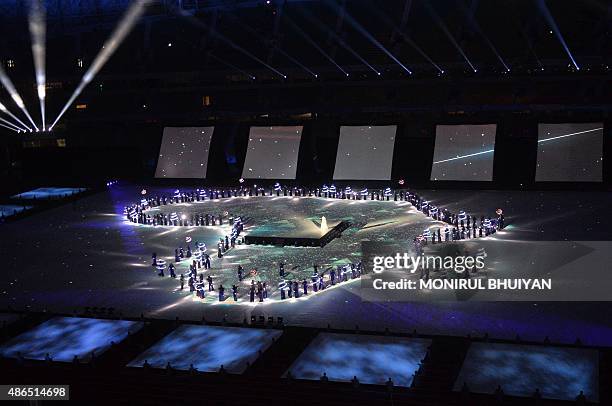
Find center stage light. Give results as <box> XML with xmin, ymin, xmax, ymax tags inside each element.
<box><xmin>28</xmin><ymin>0</ymin><xmax>47</xmax><ymax>130</ymax></box>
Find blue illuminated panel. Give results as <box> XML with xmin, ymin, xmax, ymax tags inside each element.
<box><xmin>0</xmin><ymin>317</ymin><xmax>143</xmax><ymax>363</ymax></box>
<box><xmin>285</xmin><ymin>333</ymin><xmax>431</xmax><ymax>387</ymax></box>
<box><xmin>12</xmin><ymin>187</ymin><xmax>86</xmax><ymax>200</ymax></box>
<box><xmin>454</xmin><ymin>342</ymin><xmax>599</xmax><ymax>401</ymax></box>
<box><xmin>0</xmin><ymin>205</ymin><xmax>32</xmax><ymax>217</ymax></box>
<box><xmin>128</xmin><ymin>325</ymin><xmax>282</xmax><ymax>374</ymax></box>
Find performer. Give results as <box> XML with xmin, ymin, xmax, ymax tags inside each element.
<box><xmin>279</xmin><ymin>262</ymin><xmax>285</xmax><ymax>277</ymax></box>
<box><xmin>218</xmin><ymin>285</ymin><xmax>225</xmax><ymax>301</ymax></box>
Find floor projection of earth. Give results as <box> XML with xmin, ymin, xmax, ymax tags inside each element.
<box><xmin>134</xmin><ymin>192</ymin><xmax>439</xmax><ymax>305</ymax></box>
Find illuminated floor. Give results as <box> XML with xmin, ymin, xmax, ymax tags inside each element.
<box><xmin>136</xmin><ymin>193</ymin><xmax>438</xmax><ymax>304</ymax></box>
<box><xmin>128</xmin><ymin>325</ymin><xmax>282</xmax><ymax>373</ymax></box>
<box><xmin>11</xmin><ymin>187</ymin><xmax>86</xmax><ymax>200</ymax></box>
<box><xmin>285</xmin><ymin>332</ymin><xmax>430</xmax><ymax>387</ymax></box>
<box><xmin>453</xmin><ymin>342</ymin><xmax>599</xmax><ymax>401</ymax></box>
<box><xmin>0</xmin><ymin>184</ymin><xmax>611</xmax><ymax>346</ymax></box>
<box><xmin>0</xmin><ymin>317</ymin><xmax>143</xmax><ymax>363</ymax></box>
<box><xmin>0</xmin><ymin>204</ymin><xmax>32</xmax><ymax>217</ymax></box>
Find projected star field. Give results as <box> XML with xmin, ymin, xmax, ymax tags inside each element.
<box><xmin>333</xmin><ymin>125</ymin><xmax>397</xmax><ymax>180</ymax></box>
<box><xmin>155</xmin><ymin>127</ymin><xmax>214</xmax><ymax>179</ymax></box>
<box><xmin>536</xmin><ymin>123</ymin><xmax>603</xmax><ymax>182</ymax></box>
<box><xmin>430</xmin><ymin>124</ymin><xmax>497</xmax><ymax>181</ymax></box>
<box><xmin>242</xmin><ymin>126</ymin><xmax>303</xmax><ymax>179</ymax></box>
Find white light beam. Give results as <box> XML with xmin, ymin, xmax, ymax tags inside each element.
<box><xmin>0</xmin><ymin>101</ymin><xmax>32</xmax><ymax>132</ymax></box>
<box><xmin>28</xmin><ymin>0</ymin><xmax>46</xmax><ymax>130</ymax></box>
<box><xmin>0</xmin><ymin>65</ymin><xmax>39</xmax><ymax>131</ymax></box>
<box><xmin>49</xmin><ymin>0</ymin><xmax>151</xmax><ymax>130</ymax></box>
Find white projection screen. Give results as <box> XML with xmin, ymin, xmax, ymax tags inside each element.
<box><xmin>333</xmin><ymin>125</ymin><xmax>397</xmax><ymax>180</ymax></box>
<box><xmin>536</xmin><ymin>123</ymin><xmax>603</xmax><ymax>182</ymax></box>
<box><xmin>241</xmin><ymin>126</ymin><xmax>303</xmax><ymax>179</ymax></box>
<box><xmin>430</xmin><ymin>124</ymin><xmax>497</xmax><ymax>181</ymax></box>
<box><xmin>154</xmin><ymin>127</ymin><xmax>215</xmax><ymax>178</ymax></box>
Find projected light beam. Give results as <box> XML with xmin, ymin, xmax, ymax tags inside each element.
<box><xmin>457</xmin><ymin>1</ymin><xmax>510</xmax><ymax>72</ymax></box>
<box><xmin>28</xmin><ymin>0</ymin><xmax>46</xmax><ymax>130</ymax></box>
<box><xmin>284</xmin><ymin>15</ymin><xmax>348</xmax><ymax>76</ymax></box>
<box><xmin>49</xmin><ymin>0</ymin><xmax>151</xmax><ymax>130</ymax></box>
<box><xmin>0</xmin><ymin>66</ymin><xmax>38</xmax><ymax>131</ymax></box>
<box><xmin>326</xmin><ymin>1</ymin><xmax>412</xmax><ymax>75</ymax></box>
<box><xmin>424</xmin><ymin>2</ymin><xmax>477</xmax><ymax>72</ymax></box>
<box><xmin>364</xmin><ymin>4</ymin><xmax>443</xmax><ymax>74</ymax></box>
<box><xmin>173</xmin><ymin>8</ymin><xmax>286</xmax><ymax>79</ymax></box>
<box><xmin>433</xmin><ymin>127</ymin><xmax>603</xmax><ymax>164</ymax></box>
<box><xmin>298</xmin><ymin>7</ymin><xmax>378</xmax><ymax>75</ymax></box>
<box><xmin>0</xmin><ymin>102</ymin><xmax>32</xmax><ymax>132</ymax></box>
<box><xmin>208</xmin><ymin>53</ymin><xmax>255</xmax><ymax>80</ymax></box>
<box><xmin>536</xmin><ymin>0</ymin><xmax>579</xmax><ymax>70</ymax></box>
<box><xmin>0</xmin><ymin>120</ymin><xmax>22</xmax><ymax>133</ymax></box>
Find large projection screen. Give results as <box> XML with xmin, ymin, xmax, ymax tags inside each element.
<box><xmin>430</xmin><ymin>124</ymin><xmax>497</xmax><ymax>181</ymax></box>
<box><xmin>154</xmin><ymin>127</ymin><xmax>214</xmax><ymax>179</ymax></box>
<box><xmin>536</xmin><ymin>123</ymin><xmax>603</xmax><ymax>182</ymax></box>
<box><xmin>241</xmin><ymin>126</ymin><xmax>303</xmax><ymax>179</ymax></box>
<box><xmin>333</xmin><ymin>125</ymin><xmax>397</xmax><ymax>180</ymax></box>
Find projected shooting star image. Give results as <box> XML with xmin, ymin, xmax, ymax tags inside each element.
<box><xmin>430</xmin><ymin>124</ymin><xmax>497</xmax><ymax>181</ymax></box>
<box><xmin>536</xmin><ymin>124</ymin><xmax>604</xmax><ymax>182</ymax></box>
<box><xmin>431</xmin><ymin>125</ymin><xmax>604</xmax><ymax>181</ymax></box>
<box><xmin>433</xmin><ymin>126</ymin><xmax>604</xmax><ymax>164</ymax></box>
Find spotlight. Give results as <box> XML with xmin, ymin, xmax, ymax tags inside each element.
<box><xmin>537</xmin><ymin>0</ymin><xmax>579</xmax><ymax>71</ymax></box>
<box><xmin>0</xmin><ymin>65</ymin><xmax>38</xmax><ymax>131</ymax></box>
<box><xmin>28</xmin><ymin>0</ymin><xmax>47</xmax><ymax>130</ymax></box>
<box><xmin>50</xmin><ymin>0</ymin><xmax>152</xmax><ymax>129</ymax></box>
<box><xmin>325</xmin><ymin>2</ymin><xmax>413</xmax><ymax>75</ymax></box>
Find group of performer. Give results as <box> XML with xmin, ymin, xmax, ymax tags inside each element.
<box><xmin>134</xmin><ymin>184</ymin><xmax>505</xmax><ymax>303</ymax></box>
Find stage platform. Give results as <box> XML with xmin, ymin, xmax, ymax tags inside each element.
<box><xmin>11</xmin><ymin>187</ymin><xmax>86</xmax><ymax>200</ymax></box>
<box><xmin>284</xmin><ymin>332</ymin><xmax>431</xmax><ymax>387</ymax></box>
<box><xmin>127</xmin><ymin>325</ymin><xmax>282</xmax><ymax>373</ymax></box>
<box><xmin>244</xmin><ymin>221</ymin><xmax>351</xmax><ymax>247</ymax></box>
<box><xmin>0</xmin><ymin>317</ymin><xmax>143</xmax><ymax>363</ymax></box>
<box><xmin>453</xmin><ymin>342</ymin><xmax>599</xmax><ymax>401</ymax></box>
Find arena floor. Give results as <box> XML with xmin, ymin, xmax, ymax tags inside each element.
<box><xmin>1</xmin><ymin>184</ymin><xmax>612</xmax><ymax>346</ymax></box>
